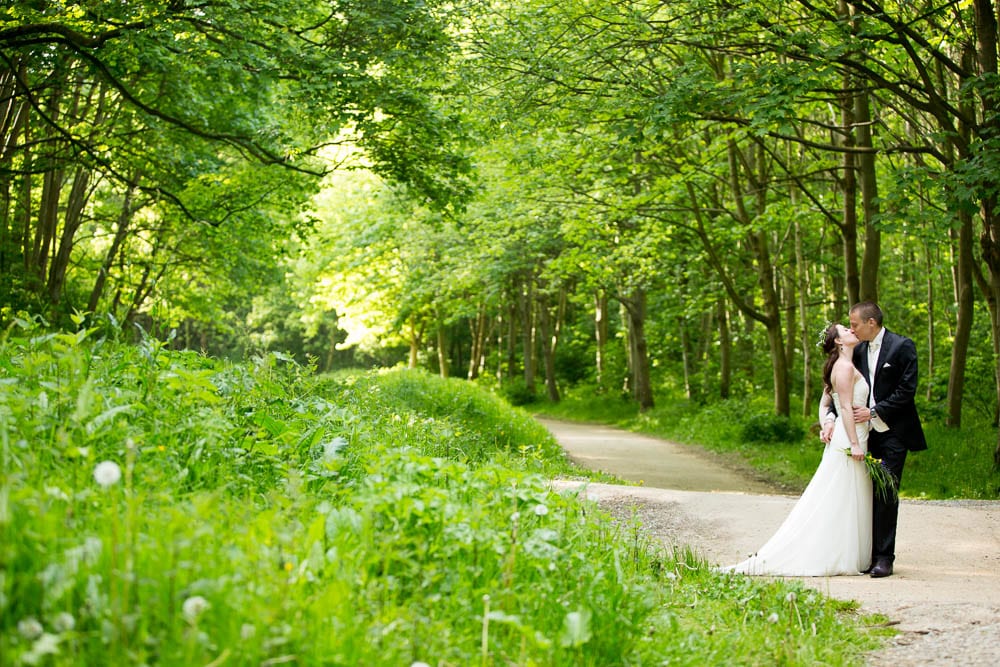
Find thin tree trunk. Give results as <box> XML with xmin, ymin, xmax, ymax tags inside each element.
<box><xmin>838</xmin><ymin>64</ymin><xmax>861</xmax><ymax>305</ymax></box>
<box><xmin>504</xmin><ymin>301</ymin><xmax>518</xmax><ymax>384</ymax></box>
<box><xmin>621</xmin><ymin>288</ymin><xmax>654</xmax><ymax>411</ymax></box>
<box><xmin>519</xmin><ymin>277</ymin><xmax>536</xmax><ymax>397</ymax></box>
<box><xmin>795</xmin><ymin>220</ymin><xmax>813</xmax><ymax>417</ymax></box>
<box><xmin>855</xmin><ymin>87</ymin><xmax>881</xmax><ymax>302</ymax></box>
<box><xmin>47</xmin><ymin>167</ymin><xmax>92</xmax><ymax>304</ymax></box>
<box><xmin>537</xmin><ymin>293</ymin><xmax>560</xmax><ymax>402</ymax></box>
<box><xmin>436</xmin><ymin>322</ymin><xmax>449</xmax><ymax>379</ymax></box>
<box><xmin>679</xmin><ymin>316</ymin><xmax>693</xmax><ymax>400</ymax></box>
<box><xmin>717</xmin><ymin>296</ymin><xmax>731</xmax><ymax>399</ymax></box>
<box><xmin>594</xmin><ymin>290</ymin><xmax>608</xmax><ymax>389</ymax></box>
<box><xmin>88</xmin><ymin>177</ymin><xmax>139</xmax><ymax>313</ymax></box>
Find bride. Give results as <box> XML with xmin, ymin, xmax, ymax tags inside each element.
<box><xmin>722</xmin><ymin>323</ymin><xmax>872</xmax><ymax>576</ymax></box>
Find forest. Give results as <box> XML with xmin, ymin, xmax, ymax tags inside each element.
<box><xmin>4</xmin><ymin>0</ymin><xmax>1000</xmax><ymax>464</ymax></box>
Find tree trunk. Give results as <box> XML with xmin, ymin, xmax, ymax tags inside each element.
<box><xmin>519</xmin><ymin>277</ymin><xmax>536</xmax><ymax>397</ymax></box>
<box><xmin>836</xmin><ymin>42</ymin><xmax>861</xmax><ymax>306</ymax></box>
<box><xmin>32</xmin><ymin>167</ymin><xmax>63</xmax><ymax>287</ymax></box>
<box><xmin>855</xmin><ymin>90</ymin><xmax>881</xmax><ymax>302</ymax></box>
<box><xmin>47</xmin><ymin>167</ymin><xmax>92</xmax><ymax>305</ymax></box>
<box><xmin>504</xmin><ymin>301</ymin><xmax>518</xmax><ymax>384</ymax></box>
<box><xmin>795</xmin><ymin>220</ymin><xmax>814</xmax><ymax>417</ymax></box>
<box><xmin>88</xmin><ymin>177</ymin><xmax>139</xmax><ymax>313</ymax></box>
<box><xmin>594</xmin><ymin>290</ymin><xmax>608</xmax><ymax>389</ymax></box>
<box><xmin>436</xmin><ymin>322</ymin><xmax>449</xmax><ymax>379</ymax></box>
<box><xmin>717</xmin><ymin>296</ymin><xmax>731</xmax><ymax>399</ymax></box>
<box><xmin>948</xmin><ymin>211</ymin><xmax>975</xmax><ymax>426</ymax></box>
<box><xmin>537</xmin><ymin>292</ymin><xmax>560</xmax><ymax>402</ymax></box>
<box><xmin>679</xmin><ymin>316</ymin><xmax>693</xmax><ymax>400</ymax></box>
<box><xmin>621</xmin><ymin>288</ymin><xmax>654</xmax><ymax>411</ymax></box>
<box><xmin>467</xmin><ymin>304</ymin><xmax>487</xmax><ymax>380</ymax></box>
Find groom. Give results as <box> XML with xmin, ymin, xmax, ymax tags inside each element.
<box><xmin>845</xmin><ymin>302</ymin><xmax>926</xmax><ymax>578</ymax></box>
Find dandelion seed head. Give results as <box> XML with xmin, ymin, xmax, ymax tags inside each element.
<box><xmin>18</xmin><ymin>617</ymin><xmax>43</xmax><ymax>639</ymax></box>
<box><xmin>533</xmin><ymin>504</ymin><xmax>548</xmax><ymax>516</ymax></box>
<box><xmin>22</xmin><ymin>633</ymin><xmax>60</xmax><ymax>664</ymax></box>
<box><xmin>93</xmin><ymin>461</ymin><xmax>122</xmax><ymax>487</ymax></box>
<box><xmin>767</xmin><ymin>612</ymin><xmax>779</xmax><ymax>624</ymax></box>
<box><xmin>411</xmin><ymin>663</ymin><xmax>431</xmax><ymax>667</ymax></box>
<box><xmin>182</xmin><ymin>595</ymin><xmax>210</xmax><ymax>621</ymax></box>
<box><xmin>44</xmin><ymin>486</ymin><xmax>69</xmax><ymax>501</ymax></box>
<box><xmin>52</xmin><ymin>612</ymin><xmax>75</xmax><ymax>633</ymax></box>
<box><xmin>510</xmin><ymin>511</ymin><xmax>520</xmax><ymax>523</ymax></box>
<box><xmin>240</xmin><ymin>623</ymin><xmax>256</xmax><ymax>640</ymax></box>
<box><xmin>785</xmin><ymin>592</ymin><xmax>797</xmax><ymax>603</ymax></box>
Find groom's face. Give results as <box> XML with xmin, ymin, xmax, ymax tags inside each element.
<box><xmin>849</xmin><ymin>312</ymin><xmax>877</xmax><ymax>341</ymax></box>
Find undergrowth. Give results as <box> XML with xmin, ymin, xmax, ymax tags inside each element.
<box><xmin>0</xmin><ymin>318</ymin><xmax>884</xmax><ymax>664</ymax></box>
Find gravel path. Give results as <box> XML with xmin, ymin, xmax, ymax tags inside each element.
<box><xmin>538</xmin><ymin>418</ymin><xmax>1000</xmax><ymax>666</ymax></box>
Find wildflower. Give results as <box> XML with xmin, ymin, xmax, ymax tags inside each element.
<box><xmin>411</xmin><ymin>663</ymin><xmax>431</xmax><ymax>667</ymax></box>
<box><xmin>533</xmin><ymin>504</ymin><xmax>549</xmax><ymax>516</ymax></box>
<box><xmin>44</xmin><ymin>486</ymin><xmax>69</xmax><ymax>501</ymax></box>
<box><xmin>241</xmin><ymin>623</ymin><xmax>256</xmax><ymax>640</ymax></box>
<box><xmin>93</xmin><ymin>461</ymin><xmax>122</xmax><ymax>487</ymax></box>
<box><xmin>767</xmin><ymin>612</ymin><xmax>779</xmax><ymax>624</ymax></box>
<box><xmin>52</xmin><ymin>612</ymin><xmax>75</xmax><ymax>633</ymax></box>
<box><xmin>18</xmin><ymin>617</ymin><xmax>43</xmax><ymax>639</ymax></box>
<box><xmin>510</xmin><ymin>511</ymin><xmax>520</xmax><ymax>523</ymax></box>
<box><xmin>785</xmin><ymin>592</ymin><xmax>797</xmax><ymax>603</ymax></box>
<box><xmin>182</xmin><ymin>595</ymin><xmax>210</xmax><ymax>622</ymax></box>
<box><xmin>22</xmin><ymin>633</ymin><xmax>60</xmax><ymax>665</ymax></box>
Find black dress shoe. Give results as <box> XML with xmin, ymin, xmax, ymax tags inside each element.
<box><xmin>870</xmin><ymin>559</ymin><xmax>893</xmax><ymax>578</ymax></box>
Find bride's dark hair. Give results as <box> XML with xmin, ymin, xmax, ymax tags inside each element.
<box><xmin>821</xmin><ymin>324</ymin><xmax>840</xmax><ymax>393</ymax></box>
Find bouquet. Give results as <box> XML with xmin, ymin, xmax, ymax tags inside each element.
<box><xmin>844</xmin><ymin>448</ymin><xmax>898</xmax><ymax>502</ymax></box>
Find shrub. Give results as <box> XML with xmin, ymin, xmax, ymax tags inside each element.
<box><xmin>740</xmin><ymin>413</ymin><xmax>807</xmax><ymax>444</ymax></box>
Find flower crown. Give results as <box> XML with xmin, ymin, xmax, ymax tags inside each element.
<box><xmin>815</xmin><ymin>321</ymin><xmax>836</xmax><ymax>348</ymax></box>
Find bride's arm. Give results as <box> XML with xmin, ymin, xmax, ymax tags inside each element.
<box><xmin>818</xmin><ymin>389</ymin><xmax>835</xmax><ymax>443</ymax></box>
<box><xmin>833</xmin><ymin>363</ymin><xmax>864</xmax><ymax>461</ymax></box>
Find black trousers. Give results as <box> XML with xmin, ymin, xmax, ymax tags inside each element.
<box><xmin>867</xmin><ymin>429</ymin><xmax>908</xmax><ymax>562</ymax></box>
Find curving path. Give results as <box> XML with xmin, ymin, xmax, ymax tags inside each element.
<box><xmin>538</xmin><ymin>417</ymin><xmax>1000</xmax><ymax>666</ymax></box>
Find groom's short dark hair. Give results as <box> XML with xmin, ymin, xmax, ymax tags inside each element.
<box><xmin>850</xmin><ymin>301</ymin><xmax>883</xmax><ymax>326</ymax></box>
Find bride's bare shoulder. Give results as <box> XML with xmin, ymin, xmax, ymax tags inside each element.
<box><xmin>831</xmin><ymin>359</ymin><xmax>857</xmax><ymax>389</ymax></box>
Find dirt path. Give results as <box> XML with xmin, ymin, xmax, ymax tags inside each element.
<box><xmin>538</xmin><ymin>418</ymin><xmax>1000</xmax><ymax>666</ymax></box>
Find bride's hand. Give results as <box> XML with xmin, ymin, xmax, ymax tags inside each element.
<box><xmin>820</xmin><ymin>421</ymin><xmax>834</xmax><ymax>443</ymax></box>
<box><xmin>850</xmin><ymin>443</ymin><xmax>864</xmax><ymax>461</ymax></box>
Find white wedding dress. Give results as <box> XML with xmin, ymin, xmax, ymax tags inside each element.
<box><xmin>723</xmin><ymin>376</ymin><xmax>873</xmax><ymax>576</ymax></box>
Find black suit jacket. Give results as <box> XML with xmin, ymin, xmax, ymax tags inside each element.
<box><xmin>854</xmin><ymin>329</ymin><xmax>927</xmax><ymax>451</ymax></box>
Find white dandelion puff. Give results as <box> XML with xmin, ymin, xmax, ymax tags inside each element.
<box><xmin>52</xmin><ymin>612</ymin><xmax>75</xmax><ymax>633</ymax></box>
<box><xmin>767</xmin><ymin>612</ymin><xmax>779</xmax><ymax>624</ymax></box>
<box><xmin>18</xmin><ymin>617</ymin><xmax>43</xmax><ymax>639</ymax></box>
<box><xmin>182</xmin><ymin>595</ymin><xmax>210</xmax><ymax>622</ymax></box>
<box><xmin>93</xmin><ymin>461</ymin><xmax>122</xmax><ymax>487</ymax></box>
<box><xmin>533</xmin><ymin>504</ymin><xmax>549</xmax><ymax>516</ymax></box>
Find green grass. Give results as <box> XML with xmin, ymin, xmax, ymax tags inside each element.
<box><xmin>1</xmin><ymin>320</ymin><xmax>886</xmax><ymax>665</ymax></box>
<box><xmin>534</xmin><ymin>384</ymin><xmax>1000</xmax><ymax>500</ymax></box>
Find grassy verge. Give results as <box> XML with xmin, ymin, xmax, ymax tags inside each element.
<box><xmin>1</xmin><ymin>321</ymin><xmax>887</xmax><ymax>664</ymax></box>
<box><xmin>533</xmin><ymin>385</ymin><xmax>1000</xmax><ymax>500</ymax></box>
